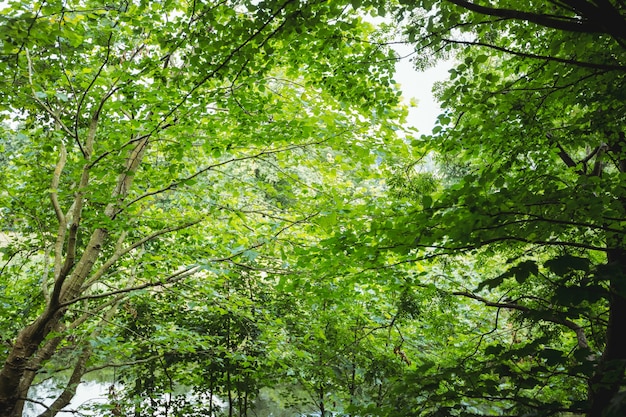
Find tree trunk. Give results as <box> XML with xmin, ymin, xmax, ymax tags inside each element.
<box><xmin>587</xmin><ymin>247</ymin><xmax>626</xmax><ymax>417</ymax></box>
<box><xmin>12</xmin><ymin>327</ymin><xmax>66</xmax><ymax>417</ymax></box>
<box><xmin>0</xmin><ymin>307</ymin><xmax>66</xmax><ymax>417</ymax></box>
<box><xmin>0</xmin><ymin>230</ymin><xmax>108</xmax><ymax>417</ymax></box>
<box><xmin>588</xmin><ymin>144</ymin><xmax>626</xmax><ymax>417</ymax></box>
<box><xmin>36</xmin><ymin>344</ymin><xmax>91</xmax><ymax>417</ymax></box>
<box><xmin>0</xmin><ymin>135</ymin><xmax>149</xmax><ymax>416</ymax></box>
<box><xmin>318</xmin><ymin>383</ymin><xmax>326</xmax><ymax>417</ymax></box>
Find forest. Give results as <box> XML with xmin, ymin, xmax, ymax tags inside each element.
<box><xmin>0</xmin><ymin>1</ymin><xmax>625</xmax><ymax>416</ymax></box>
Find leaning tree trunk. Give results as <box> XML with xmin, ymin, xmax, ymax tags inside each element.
<box><xmin>0</xmin><ymin>134</ymin><xmax>149</xmax><ymax>417</ymax></box>
<box><xmin>0</xmin><ymin>229</ymin><xmax>110</xmax><ymax>417</ymax></box>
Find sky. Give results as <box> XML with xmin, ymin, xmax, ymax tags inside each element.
<box><xmin>393</xmin><ymin>48</ymin><xmax>452</xmax><ymax>135</ymax></box>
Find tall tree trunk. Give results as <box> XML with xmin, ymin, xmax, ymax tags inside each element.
<box><xmin>318</xmin><ymin>383</ymin><xmax>326</xmax><ymax>417</ymax></box>
<box><xmin>587</xmin><ymin>247</ymin><xmax>626</xmax><ymax>417</ymax></box>
<box><xmin>587</xmin><ymin>141</ymin><xmax>626</xmax><ymax>417</ymax></box>
<box><xmin>12</xmin><ymin>325</ymin><xmax>66</xmax><ymax>417</ymax></box>
<box><xmin>0</xmin><ymin>307</ymin><xmax>67</xmax><ymax>417</ymax></box>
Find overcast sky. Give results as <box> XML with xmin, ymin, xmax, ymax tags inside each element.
<box><xmin>394</xmin><ymin>51</ymin><xmax>452</xmax><ymax>135</ymax></box>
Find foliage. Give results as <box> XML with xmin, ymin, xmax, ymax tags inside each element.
<box><xmin>0</xmin><ymin>1</ymin><xmax>409</xmax><ymax>416</ymax></box>
<box><xmin>4</xmin><ymin>1</ymin><xmax>626</xmax><ymax>417</ymax></box>
<box><xmin>341</xmin><ymin>1</ymin><xmax>626</xmax><ymax>416</ymax></box>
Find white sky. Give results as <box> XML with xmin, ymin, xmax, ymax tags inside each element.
<box><xmin>358</xmin><ymin>12</ymin><xmax>453</xmax><ymax>135</ymax></box>
<box><xmin>394</xmin><ymin>52</ymin><xmax>452</xmax><ymax>135</ymax></box>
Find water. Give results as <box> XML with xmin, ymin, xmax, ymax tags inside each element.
<box><xmin>24</xmin><ymin>381</ymin><xmax>324</xmax><ymax>416</ymax></box>
<box><xmin>24</xmin><ymin>380</ymin><xmax>111</xmax><ymax>416</ymax></box>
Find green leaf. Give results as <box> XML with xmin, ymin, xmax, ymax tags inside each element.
<box><xmin>544</xmin><ymin>255</ymin><xmax>591</xmax><ymax>276</ymax></box>
<box><xmin>422</xmin><ymin>194</ymin><xmax>433</xmax><ymax>208</ymax></box>
<box><xmin>475</xmin><ymin>54</ymin><xmax>488</xmax><ymax>63</ymax></box>
<box><xmin>539</xmin><ymin>348</ymin><xmax>566</xmax><ymax>366</ymax></box>
<box><xmin>317</xmin><ymin>212</ymin><xmax>337</xmax><ymax>232</ymax></box>
<box><xmin>512</xmin><ymin>260</ymin><xmax>538</xmax><ymax>284</ymax></box>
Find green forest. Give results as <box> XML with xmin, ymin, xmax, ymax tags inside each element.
<box><xmin>1</xmin><ymin>1</ymin><xmax>625</xmax><ymax>416</ymax></box>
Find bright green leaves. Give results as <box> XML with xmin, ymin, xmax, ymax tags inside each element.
<box><xmin>0</xmin><ymin>0</ymin><xmax>414</xmax><ymax>415</ymax></box>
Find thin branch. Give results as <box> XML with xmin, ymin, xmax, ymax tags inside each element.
<box><xmin>41</xmin><ymin>245</ymin><xmax>52</xmax><ymax>302</ymax></box>
<box><xmin>460</xmin><ymin>306</ymin><xmax>502</xmax><ymax>365</ymax></box>
<box><xmin>471</xmin><ymin>212</ymin><xmax>625</xmax><ymax>236</ymax></box>
<box><xmin>82</xmin><ymin>218</ymin><xmax>204</xmax><ymax>291</ymax></box>
<box><xmin>86</xmin><ymin>132</ymin><xmax>152</xmax><ymax>169</ymax></box>
<box><xmin>18</xmin><ymin>398</ymin><xmax>53</xmax><ymax>412</ymax></box>
<box><xmin>74</xmin><ymin>31</ymin><xmax>114</xmax><ymax>157</ymax></box>
<box><xmin>24</xmin><ymin>48</ymin><xmax>77</xmax><ymax>139</ymax></box>
<box><xmin>61</xmin><ymin>265</ymin><xmax>200</xmax><ymax>308</ymax></box>
<box><xmin>273</xmin><ymin>210</ymin><xmax>320</xmax><ymax>238</ymax></box>
<box><xmin>413</xmin><ymin>235</ymin><xmax>609</xmax><ymax>252</ymax></box>
<box><xmin>452</xmin><ymin>290</ymin><xmax>589</xmax><ymax>349</ymax></box>
<box><xmin>83</xmin><ymin>84</ymin><xmax>120</xmax><ymax>159</ymax></box>
<box><xmin>50</xmin><ymin>143</ymin><xmax>68</xmax><ymax>283</ymax></box>
<box><xmin>10</xmin><ymin>1</ymin><xmax>45</xmax><ymax>75</ymax></box>
<box><xmin>50</xmin><ymin>144</ymin><xmax>67</xmax><ymax>224</ymax></box>
<box><xmin>441</xmin><ymin>38</ymin><xmax>626</xmax><ymax>72</ymax></box>
<box><xmin>85</xmin><ymin>354</ymin><xmax>164</xmax><ymax>374</ymax></box>
<box><xmin>123</xmin><ymin>136</ymin><xmax>339</xmax><ymax>210</ymax></box>
<box><xmin>55</xmin><ymin>10</ymin><xmax>78</xmax><ymax>120</ymax></box>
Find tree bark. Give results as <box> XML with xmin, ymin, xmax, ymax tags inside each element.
<box><xmin>12</xmin><ymin>327</ymin><xmax>66</xmax><ymax>417</ymax></box>
<box><xmin>587</xmin><ymin>247</ymin><xmax>626</xmax><ymax>417</ymax></box>
<box><xmin>0</xmin><ymin>306</ymin><xmax>67</xmax><ymax>417</ymax></box>
<box><xmin>36</xmin><ymin>344</ymin><xmax>91</xmax><ymax>417</ymax></box>
<box><xmin>0</xmin><ymin>136</ymin><xmax>149</xmax><ymax>417</ymax></box>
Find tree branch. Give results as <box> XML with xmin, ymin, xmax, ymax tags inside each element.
<box><xmin>445</xmin><ymin>0</ymin><xmax>616</xmax><ymax>36</ymax></box>
<box><xmin>24</xmin><ymin>48</ymin><xmax>77</xmax><ymax>140</ymax></box>
<box><xmin>470</xmin><ymin>211</ymin><xmax>625</xmax><ymax>236</ymax></box>
<box><xmin>413</xmin><ymin>235</ymin><xmax>609</xmax><ymax>252</ymax></box>
<box><xmin>123</xmin><ymin>136</ymin><xmax>338</xmax><ymax>210</ymax></box>
<box><xmin>452</xmin><ymin>290</ymin><xmax>589</xmax><ymax>349</ymax></box>
<box><xmin>60</xmin><ymin>265</ymin><xmax>200</xmax><ymax>308</ymax></box>
<box><xmin>85</xmin><ymin>354</ymin><xmax>164</xmax><ymax>374</ymax></box>
<box><xmin>556</xmin><ymin>142</ymin><xmax>578</xmax><ymax>168</ymax></box>
<box><xmin>50</xmin><ymin>144</ymin><xmax>68</xmax><ymax>284</ymax></box>
<box><xmin>441</xmin><ymin>38</ymin><xmax>626</xmax><ymax>72</ymax></box>
<box><xmin>81</xmin><ymin>218</ymin><xmax>204</xmax><ymax>291</ymax></box>
<box><xmin>50</xmin><ymin>144</ymin><xmax>67</xmax><ymax>225</ymax></box>
<box><xmin>74</xmin><ymin>32</ymin><xmax>113</xmax><ymax>157</ymax></box>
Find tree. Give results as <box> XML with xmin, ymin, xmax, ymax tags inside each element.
<box><xmin>349</xmin><ymin>1</ymin><xmax>626</xmax><ymax>416</ymax></box>
<box><xmin>0</xmin><ymin>1</ymin><xmax>407</xmax><ymax>415</ymax></box>
<box><xmin>275</xmin><ymin>271</ymin><xmax>412</xmax><ymax>417</ymax></box>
